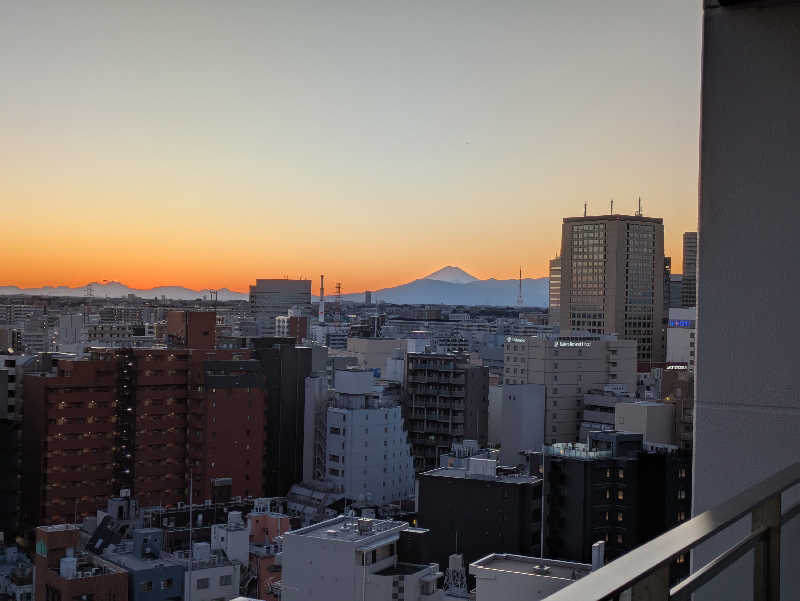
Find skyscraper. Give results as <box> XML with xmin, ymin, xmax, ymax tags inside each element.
<box><xmin>549</xmin><ymin>256</ymin><xmax>561</xmax><ymax>328</ymax></box>
<box><xmin>560</xmin><ymin>214</ymin><xmax>665</xmax><ymax>362</ymax></box>
<box><xmin>680</xmin><ymin>232</ymin><xmax>697</xmax><ymax>308</ymax></box>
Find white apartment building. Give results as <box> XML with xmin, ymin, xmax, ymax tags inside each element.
<box><xmin>280</xmin><ymin>516</ymin><xmax>442</xmax><ymax>601</ymax></box>
<box><xmin>666</xmin><ymin>307</ymin><xmax>696</xmax><ymax>371</ymax></box>
<box><xmin>249</xmin><ymin>279</ymin><xmax>311</xmax><ymax>337</ymax></box>
<box><xmin>503</xmin><ymin>335</ymin><xmax>636</xmax><ymax>443</ymax></box>
<box><xmin>325</xmin><ymin>370</ymin><xmax>414</xmax><ymax>504</ymax></box>
<box><xmin>172</xmin><ymin>543</ymin><xmax>241</xmax><ymax>601</ymax></box>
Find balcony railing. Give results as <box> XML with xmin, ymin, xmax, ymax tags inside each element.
<box><xmin>543</xmin><ymin>462</ymin><xmax>800</xmax><ymax>601</ymax></box>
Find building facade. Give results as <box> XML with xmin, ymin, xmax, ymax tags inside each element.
<box><xmin>548</xmin><ymin>256</ymin><xmax>561</xmax><ymax>328</ymax></box>
<box><xmin>503</xmin><ymin>335</ymin><xmax>637</xmax><ymax>444</ymax></box>
<box><xmin>280</xmin><ymin>516</ymin><xmax>441</xmax><ymax>601</ymax></box>
<box><xmin>404</xmin><ymin>352</ymin><xmax>489</xmax><ymax>472</ymax></box>
<box><xmin>252</xmin><ymin>338</ymin><xmax>313</xmax><ymax>497</ymax></box>
<box><xmin>417</xmin><ymin>459</ymin><xmax>542</xmax><ymax>579</ymax></box>
<box><xmin>324</xmin><ymin>370</ymin><xmax>414</xmax><ymax>504</ymax></box>
<box><xmin>22</xmin><ymin>348</ymin><xmax>265</xmax><ymax>526</ymax></box>
<box><xmin>680</xmin><ymin>232</ymin><xmax>697</xmax><ymax>308</ymax></box>
<box><xmin>666</xmin><ymin>307</ymin><xmax>696</xmax><ymax>372</ymax></box>
<box><xmin>560</xmin><ymin>214</ymin><xmax>665</xmax><ymax>362</ymax></box>
<box><xmin>249</xmin><ymin>280</ymin><xmax>311</xmax><ymax>337</ymax></box>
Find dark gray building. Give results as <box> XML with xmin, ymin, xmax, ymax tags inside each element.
<box><xmin>404</xmin><ymin>352</ymin><xmax>489</xmax><ymax>472</ymax></box>
<box><xmin>0</xmin><ymin>418</ymin><xmax>21</xmax><ymax>541</ymax></box>
<box><xmin>416</xmin><ymin>460</ymin><xmax>542</xmax><ymax>583</ymax></box>
<box><xmin>253</xmin><ymin>337</ymin><xmax>313</xmax><ymax>496</ymax></box>
<box><xmin>102</xmin><ymin>529</ymin><xmax>184</xmax><ymax>601</ymax></box>
<box><xmin>542</xmin><ymin>431</ymin><xmax>691</xmax><ymax>580</ymax></box>
<box><xmin>680</xmin><ymin>232</ymin><xmax>697</xmax><ymax>308</ymax></box>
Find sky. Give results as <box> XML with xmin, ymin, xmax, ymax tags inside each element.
<box><xmin>1</xmin><ymin>1</ymin><xmax>702</xmax><ymax>294</ymax></box>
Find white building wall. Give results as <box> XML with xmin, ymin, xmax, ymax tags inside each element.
<box><xmin>666</xmin><ymin>307</ymin><xmax>696</xmax><ymax>371</ymax></box>
<box><xmin>183</xmin><ymin>563</ymin><xmax>240</xmax><ymax>601</ymax></box>
<box><xmin>325</xmin><ymin>405</ymin><xmax>414</xmax><ymax>503</ymax></box>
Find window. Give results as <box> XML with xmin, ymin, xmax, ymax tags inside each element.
<box><xmin>617</xmin><ymin>490</ymin><xmax>624</xmax><ymax>501</ymax></box>
<box><xmin>617</xmin><ymin>512</ymin><xmax>623</xmax><ymax>522</ymax></box>
<box><xmin>219</xmin><ymin>575</ymin><xmax>232</xmax><ymax>586</ymax></box>
<box><xmin>160</xmin><ymin>579</ymin><xmax>173</xmax><ymax>590</ymax></box>
<box><xmin>141</xmin><ymin>581</ymin><xmax>153</xmax><ymax>592</ymax></box>
<box><xmin>678</xmin><ymin>489</ymin><xmax>686</xmax><ymax>500</ymax></box>
<box><xmin>617</xmin><ymin>534</ymin><xmax>623</xmax><ymax>544</ymax></box>
<box><xmin>677</xmin><ymin>511</ymin><xmax>686</xmax><ymax>522</ymax></box>
<box><xmin>197</xmin><ymin>578</ymin><xmax>209</xmax><ymax>590</ymax></box>
<box><xmin>618</xmin><ymin>468</ymin><xmax>624</xmax><ymax>480</ymax></box>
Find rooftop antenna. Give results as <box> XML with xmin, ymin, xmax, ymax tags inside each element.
<box><xmin>517</xmin><ymin>268</ymin><xmax>523</xmax><ymax>308</ymax></box>
<box><xmin>636</xmin><ymin>196</ymin><xmax>643</xmax><ymax>216</ymax></box>
<box><xmin>584</xmin><ymin>201</ymin><xmax>587</xmax><ymax>217</ymax></box>
<box><xmin>610</xmin><ymin>198</ymin><xmax>614</xmax><ymax>215</ymax></box>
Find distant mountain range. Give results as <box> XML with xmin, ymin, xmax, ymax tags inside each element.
<box><xmin>0</xmin><ymin>282</ymin><xmax>247</xmax><ymax>302</ymax></box>
<box><xmin>1</xmin><ymin>266</ymin><xmax>549</xmax><ymax>307</ymax></box>
<box><xmin>337</xmin><ymin>266</ymin><xmax>549</xmax><ymax>308</ymax></box>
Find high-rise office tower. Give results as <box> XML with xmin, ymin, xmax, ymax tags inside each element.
<box><xmin>249</xmin><ymin>279</ymin><xmax>312</xmax><ymax>337</ymax></box>
<box><xmin>549</xmin><ymin>256</ymin><xmax>561</xmax><ymax>328</ymax></box>
<box><xmin>680</xmin><ymin>232</ymin><xmax>697</xmax><ymax>308</ymax></box>
<box><xmin>560</xmin><ymin>214</ymin><xmax>665</xmax><ymax>362</ymax></box>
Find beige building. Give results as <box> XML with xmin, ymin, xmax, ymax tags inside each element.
<box><xmin>614</xmin><ymin>401</ymin><xmax>674</xmax><ymax>446</ymax></box>
<box><xmin>560</xmin><ymin>214</ymin><xmax>665</xmax><ymax>362</ymax></box>
<box><xmin>346</xmin><ymin>337</ymin><xmax>408</xmax><ymax>370</ymax></box>
<box><xmin>504</xmin><ymin>334</ymin><xmax>637</xmax><ymax>444</ymax></box>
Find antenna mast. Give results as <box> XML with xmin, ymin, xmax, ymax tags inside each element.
<box><xmin>318</xmin><ymin>275</ymin><xmax>325</xmax><ymax>323</ymax></box>
<box><xmin>584</xmin><ymin>201</ymin><xmax>587</xmax><ymax>217</ymax></box>
<box><xmin>517</xmin><ymin>268</ymin><xmax>524</xmax><ymax>308</ymax></box>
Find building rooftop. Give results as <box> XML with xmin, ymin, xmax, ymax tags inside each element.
<box><xmin>286</xmin><ymin>516</ymin><xmax>408</xmax><ymax>544</ymax></box>
<box><xmin>422</xmin><ymin>466</ymin><xmax>541</xmax><ymax>485</ymax></box>
<box><xmin>374</xmin><ymin>562</ymin><xmax>434</xmax><ymax>577</ymax></box>
<box><xmin>471</xmin><ymin>553</ymin><xmax>592</xmax><ymax>582</ymax></box>
<box><xmin>102</xmin><ymin>543</ymin><xmax>182</xmax><ymax>572</ymax></box>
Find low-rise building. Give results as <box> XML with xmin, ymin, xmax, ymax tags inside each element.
<box><xmin>470</xmin><ymin>551</ymin><xmax>600</xmax><ymax>601</ymax></box>
<box><xmin>279</xmin><ymin>516</ymin><xmax>442</xmax><ymax>601</ymax></box>
<box><xmin>0</xmin><ymin>545</ymin><xmax>32</xmax><ymax>601</ymax></box>
<box><xmin>34</xmin><ymin>524</ymin><xmax>129</xmax><ymax>601</ymax></box>
<box><xmin>417</xmin><ymin>459</ymin><xmax>542</xmax><ymax>582</ymax></box>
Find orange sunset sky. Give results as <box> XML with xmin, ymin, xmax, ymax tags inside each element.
<box><xmin>1</xmin><ymin>2</ymin><xmax>702</xmax><ymax>294</ymax></box>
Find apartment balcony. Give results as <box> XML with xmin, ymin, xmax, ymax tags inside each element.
<box><xmin>543</xmin><ymin>462</ymin><xmax>800</xmax><ymax>601</ymax></box>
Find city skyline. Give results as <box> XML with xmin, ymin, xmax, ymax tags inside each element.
<box><xmin>1</xmin><ymin>1</ymin><xmax>701</xmax><ymax>293</ymax></box>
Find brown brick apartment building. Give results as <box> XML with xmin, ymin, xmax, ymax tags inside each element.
<box><xmin>23</xmin><ymin>348</ymin><xmax>265</xmax><ymax>527</ymax></box>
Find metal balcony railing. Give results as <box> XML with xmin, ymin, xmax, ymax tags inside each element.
<box><xmin>543</xmin><ymin>462</ymin><xmax>800</xmax><ymax>601</ymax></box>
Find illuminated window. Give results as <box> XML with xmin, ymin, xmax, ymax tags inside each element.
<box><xmin>617</xmin><ymin>490</ymin><xmax>624</xmax><ymax>501</ymax></box>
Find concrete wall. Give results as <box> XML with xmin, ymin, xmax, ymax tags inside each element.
<box><xmin>693</xmin><ymin>2</ymin><xmax>800</xmax><ymax>599</ymax></box>
<box><xmin>615</xmin><ymin>402</ymin><xmax>673</xmax><ymax>446</ymax></box>
<box><xmin>500</xmin><ymin>384</ymin><xmax>545</xmax><ymax>465</ymax></box>
<box><xmin>183</xmin><ymin>563</ymin><xmax>239</xmax><ymax>601</ymax></box>
<box><xmin>488</xmin><ymin>384</ymin><xmax>503</xmax><ymax>445</ymax></box>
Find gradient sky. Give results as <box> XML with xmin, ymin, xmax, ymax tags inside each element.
<box><xmin>1</xmin><ymin>1</ymin><xmax>702</xmax><ymax>293</ymax></box>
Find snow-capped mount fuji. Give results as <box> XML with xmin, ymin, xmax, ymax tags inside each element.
<box><xmin>423</xmin><ymin>266</ymin><xmax>479</xmax><ymax>284</ymax></box>
<box><xmin>339</xmin><ymin>266</ymin><xmax>549</xmax><ymax>307</ymax></box>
